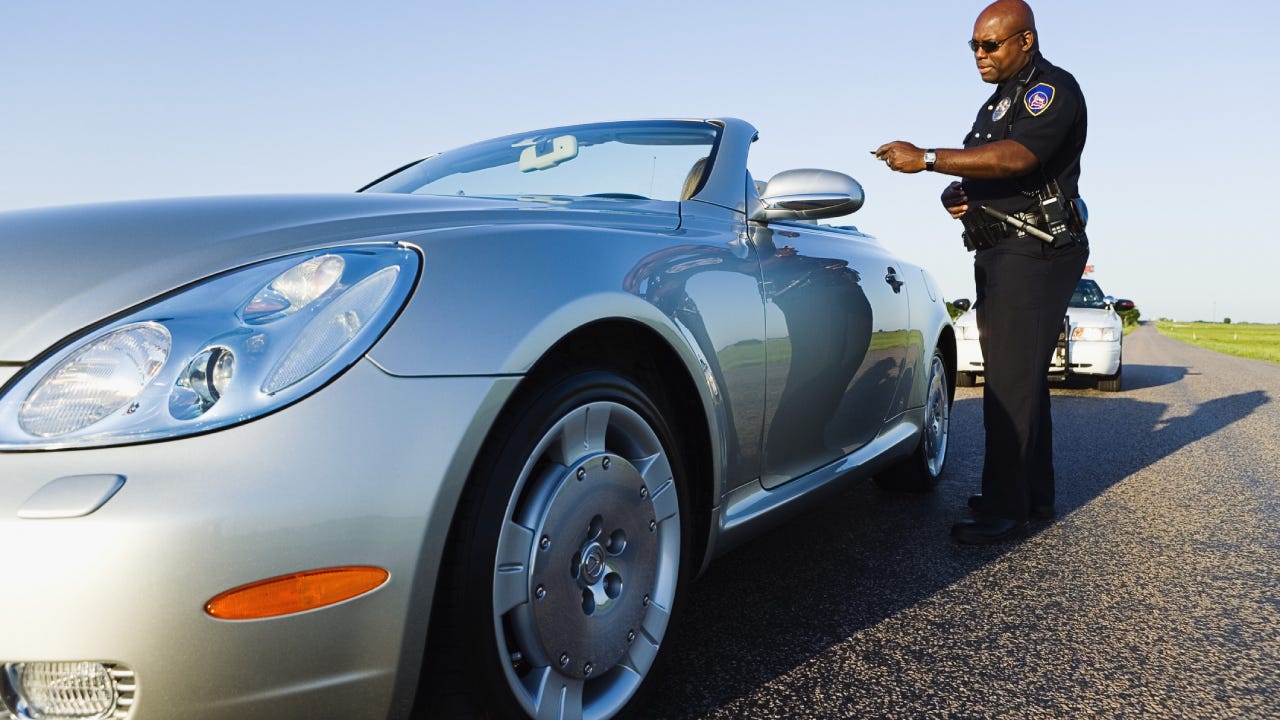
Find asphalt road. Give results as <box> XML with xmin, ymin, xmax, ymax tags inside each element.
<box><xmin>647</xmin><ymin>324</ymin><xmax>1280</xmax><ymax>719</ymax></box>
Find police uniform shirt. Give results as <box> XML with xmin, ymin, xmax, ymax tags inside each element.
<box><xmin>961</xmin><ymin>51</ymin><xmax>1087</xmax><ymax>217</ymax></box>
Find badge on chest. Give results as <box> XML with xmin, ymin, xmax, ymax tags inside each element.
<box><xmin>992</xmin><ymin>97</ymin><xmax>1012</xmax><ymax>121</ymax></box>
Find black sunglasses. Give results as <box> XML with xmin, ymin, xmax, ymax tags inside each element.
<box><xmin>968</xmin><ymin>29</ymin><xmax>1028</xmax><ymax>53</ymax></box>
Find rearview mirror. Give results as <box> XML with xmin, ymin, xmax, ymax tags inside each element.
<box><xmin>1112</xmin><ymin>298</ymin><xmax>1135</xmax><ymax>312</ymax></box>
<box><xmin>952</xmin><ymin>298</ymin><xmax>972</xmax><ymax>312</ymax></box>
<box><xmin>751</xmin><ymin>168</ymin><xmax>864</xmax><ymax>222</ymax></box>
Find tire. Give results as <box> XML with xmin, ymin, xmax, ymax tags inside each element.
<box><xmin>416</xmin><ymin>365</ymin><xmax>691</xmax><ymax>720</ymax></box>
<box><xmin>875</xmin><ymin>348</ymin><xmax>950</xmax><ymax>491</ymax></box>
<box><xmin>956</xmin><ymin>371</ymin><xmax>976</xmax><ymax>388</ymax></box>
<box><xmin>1096</xmin><ymin>362</ymin><xmax>1122</xmax><ymax>392</ymax></box>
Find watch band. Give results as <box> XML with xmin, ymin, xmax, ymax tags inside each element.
<box><xmin>924</xmin><ymin>149</ymin><xmax>937</xmax><ymax>172</ymax></box>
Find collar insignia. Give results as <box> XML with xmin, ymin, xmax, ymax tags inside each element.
<box><xmin>992</xmin><ymin>97</ymin><xmax>1012</xmax><ymax>121</ymax></box>
<box><xmin>1024</xmin><ymin>83</ymin><xmax>1055</xmax><ymax>116</ymax></box>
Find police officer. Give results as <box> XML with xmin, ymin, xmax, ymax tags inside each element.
<box><xmin>874</xmin><ymin>0</ymin><xmax>1089</xmax><ymax>544</ymax></box>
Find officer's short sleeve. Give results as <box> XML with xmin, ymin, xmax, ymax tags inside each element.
<box><xmin>1007</xmin><ymin>75</ymin><xmax>1082</xmax><ymax>164</ymax></box>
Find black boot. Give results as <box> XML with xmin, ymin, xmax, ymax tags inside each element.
<box><xmin>951</xmin><ymin>517</ymin><xmax>1029</xmax><ymax>545</ymax></box>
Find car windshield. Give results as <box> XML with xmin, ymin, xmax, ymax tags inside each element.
<box><xmin>362</xmin><ymin>120</ymin><xmax>721</xmax><ymax>202</ymax></box>
<box><xmin>1069</xmin><ymin>279</ymin><xmax>1108</xmax><ymax>309</ymax></box>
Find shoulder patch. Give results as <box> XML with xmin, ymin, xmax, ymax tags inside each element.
<box><xmin>1023</xmin><ymin>82</ymin><xmax>1055</xmax><ymax>116</ymax></box>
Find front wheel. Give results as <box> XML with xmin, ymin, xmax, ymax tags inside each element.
<box><xmin>419</xmin><ymin>367</ymin><xmax>689</xmax><ymax>720</ymax></box>
<box><xmin>875</xmin><ymin>348</ymin><xmax>950</xmax><ymax>491</ymax></box>
<box><xmin>1096</xmin><ymin>362</ymin><xmax>1122</xmax><ymax>392</ymax></box>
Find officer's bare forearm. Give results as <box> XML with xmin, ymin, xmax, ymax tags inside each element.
<box><xmin>874</xmin><ymin>139</ymin><xmax>1038</xmax><ymax>178</ymax></box>
<box><xmin>932</xmin><ymin>141</ymin><xmax>1038</xmax><ymax>179</ymax></box>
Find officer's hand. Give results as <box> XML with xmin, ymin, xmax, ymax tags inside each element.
<box><xmin>941</xmin><ymin>181</ymin><xmax>969</xmax><ymax>219</ymax></box>
<box><xmin>873</xmin><ymin>141</ymin><xmax>926</xmax><ymax>173</ymax></box>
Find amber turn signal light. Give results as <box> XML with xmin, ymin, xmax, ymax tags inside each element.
<box><xmin>205</xmin><ymin>566</ymin><xmax>389</xmax><ymax>620</ymax></box>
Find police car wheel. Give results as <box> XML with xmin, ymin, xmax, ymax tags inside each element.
<box><xmin>1096</xmin><ymin>363</ymin><xmax>1122</xmax><ymax>392</ymax></box>
<box><xmin>956</xmin><ymin>371</ymin><xmax>977</xmax><ymax>388</ymax></box>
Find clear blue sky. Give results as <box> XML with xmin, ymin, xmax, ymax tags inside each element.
<box><xmin>4</xmin><ymin>1</ymin><xmax>1278</xmax><ymax>323</ymax></box>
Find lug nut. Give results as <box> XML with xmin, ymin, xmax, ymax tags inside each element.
<box><xmin>627</xmin><ymin>630</ymin><xmax>636</xmax><ymax>643</ymax></box>
<box><xmin>576</xmin><ymin>468</ymin><xmax>586</xmax><ymax>481</ymax></box>
<box><xmin>602</xmin><ymin>457</ymin><xmax>611</xmax><ymax>470</ymax></box>
<box><xmin>559</xmin><ymin>653</ymin><xmax>570</xmax><ymax>667</ymax></box>
<box><xmin>649</xmin><ymin>519</ymin><xmax>656</xmax><ymax>532</ymax></box>
<box><xmin>536</xmin><ymin>585</ymin><xmax>546</xmax><ymax>600</ymax></box>
<box><xmin>540</xmin><ymin>536</ymin><xmax>550</xmax><ymax>551</ymax></box>
<box><xmin>642</xmin><ymin>594</ymin><xmax>650</xmax><ymax>607</ymax></box>
<box><xmin>640</xmin><ymin>487</ymin><xmax>649</xmax><ymax>498</ymax></box>
<box><xmin>583</xmin><ymin>662</ymin><xmax>594</xmax><ymax>676</ymax></box>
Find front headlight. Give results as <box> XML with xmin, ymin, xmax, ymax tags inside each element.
<box><xmin>1071</xmin><ymin>325</ymin><xmax>1119</xmax><ymax>342</ymax></box>
<box><xmin>0</xmin><ymin>245</ymin><xmax>419</xmax><ymax>450</ymax></box>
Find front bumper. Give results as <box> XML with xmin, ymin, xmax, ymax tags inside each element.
<box><xmin>1056</xmin><ymin>339</ymin><xmax>1122</xmax><ymax>377</ymax></box>
<box><xmin>956</xmin><ymin>336</ymin><xmax>983</xmax><ymax>375</ymax></box>
<box><xmin>0</xmin><ymin>360</ymin><xmax>511</xmax><ymax>720</ymax></box>
<box><xmin>955</xmin><ymin>337</ymin><xmax>1121</xmax><ymax>378</ymax></box>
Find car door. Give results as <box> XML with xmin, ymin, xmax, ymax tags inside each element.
<box><xmin>625</xmin><ymin>202</ymin><xmax>770</xmax><ymax>495</ymax></box>
<box><xmin>753</xmin><ymin>221</ymin><xmax>911</xmax><ymax>488</ymax></box>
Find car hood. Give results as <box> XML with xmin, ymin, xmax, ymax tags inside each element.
<box><xmin>1067</xmin><ymin>306</ymin><xmax>1120</xmax><ymax>327</ymax></box>
<box><xmin>0</xmin><ymin>193</ymin><xmax>678</xmax><ymax>361</ymax></box>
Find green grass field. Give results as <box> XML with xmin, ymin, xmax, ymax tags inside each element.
<box><xmin>1155</xmin><ymin>321</ymin><xmax>1280</xmax><ymax>364</ymax></box>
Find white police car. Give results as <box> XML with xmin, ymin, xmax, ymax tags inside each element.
<box><xmin>952</xmin><ymin>278</ymin><xmax>1133</xmax><ymax>392</ymax></box>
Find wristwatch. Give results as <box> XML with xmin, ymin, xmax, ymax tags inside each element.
<box><xmin>924</xmin><ymin>149</ymin><xmax>937</xmax><ymax>172</ymax></box>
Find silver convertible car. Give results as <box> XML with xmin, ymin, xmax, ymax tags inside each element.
<box><xmin>0</xmin><ymin>118</ymin><xmax>955</xmax><ymax>720</ymax></box>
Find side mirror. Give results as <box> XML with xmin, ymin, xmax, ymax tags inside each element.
<box><xmin>952</xmin><ymin>298</ymin><xmax>972</xmax><ymax>312</ymax></box>
<box><xmin>1113</xmin><ymin>299</ymin><xmax>1135</xmax><ymax>312</ymax></box>
<box><xmin>751</xmin><ymin>168</ymin><xmax>864</xmax><ymax>222</ymax></box>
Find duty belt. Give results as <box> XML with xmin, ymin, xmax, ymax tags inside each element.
<box><xmin>961</xmin><ymin>212</ymin><xmax>1043</xmax><ymax>251</ymax></box>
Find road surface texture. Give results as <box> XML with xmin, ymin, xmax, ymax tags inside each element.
<box><xmin>647</xmin><ymin>324</ymin><xmax>1279</xmax><ymax>719</ymax></box>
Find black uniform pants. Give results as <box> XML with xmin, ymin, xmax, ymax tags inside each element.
<box><xmin>973</xmin><ymin>237</ymin><xmax>1089</xmax><ymax>521</ymax></box>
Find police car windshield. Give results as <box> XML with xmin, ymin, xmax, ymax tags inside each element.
<box><xmin>1068</xmin><ymin>279</ymin><xmax>1108</xmax><ymax>309</ymax></box>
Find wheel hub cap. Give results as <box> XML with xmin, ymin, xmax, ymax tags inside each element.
<box><xmin>924</xmin><ymin>357</ymin><xmax>949</xmax><ymax>474</ymax></box>
<box><xmin>524</xmin><ymin>452</ymin><xmax>657</xmax><ymax>679</ymax></box>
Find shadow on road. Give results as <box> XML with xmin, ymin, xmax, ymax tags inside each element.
<box><xmin>1117</xmin><ymin>363</ymin><xmax>1190</xmax><ymax>391</ymax></box>
<box><xmin>971</xmin><ymin>364</ymin><xmax>1191</xmax><ymax>392</ymax></box>
<box><xmin>646</xmin><ymin>374</ymin><xmax>1270</xmax><ymax>718</ymax></box>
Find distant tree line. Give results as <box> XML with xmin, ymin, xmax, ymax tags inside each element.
<box><xmin>1119</xmin><ymin>305</ymin><xmax>1140</xmax><ymax>326</ymax></box>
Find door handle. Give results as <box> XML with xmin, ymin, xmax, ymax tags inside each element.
<box><xmin>885</xmin><ymin>267</ymin><xmax>904</xmax><ymax>293</ymax></box>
